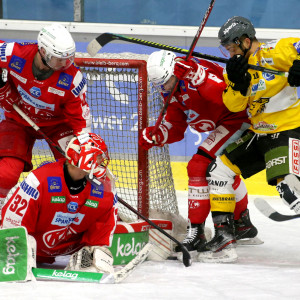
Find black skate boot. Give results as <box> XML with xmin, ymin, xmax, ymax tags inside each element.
<box><xmin>175</xmin><ymin>222</ymin><xmax>206</xmax><ymax>260</ymax></box>
<box><xmin>235</xmin><ymin>209</ymin><xmax>263</xmax><ymax>245</ymax></box>
<box><xmin>197</xmin><ymin>213</ymin><xmax>238</xmax><ymax>263</ymax></box>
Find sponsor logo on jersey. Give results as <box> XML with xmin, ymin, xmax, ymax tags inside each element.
<box><xmin>47</xmin><ymin>177</ymin><xmax>62</xmax><ymax>193</ymax></box>
<box><xmin>51</xmin><ymin>212</ymin><xmax>84</xmax><ymax>226</ymax></box>
<box><xmin>71</xmin><ymin>77</ymin><xmax>86</xmax><ymax>97</ymax></box>
<box><xmin>84</xmin><ymin>199</ymin><xmax>99</xmax><ymax>208</ymax></box>
<box><xmin>201</xmin><ymin>125</ymin><xmax>230</xmax><ymax>152</ymax></box>
<box><xmin>0</xmin><ymin>42</ymin><xmax>7</xmax><ymax>62</ymax></box>
<box><xmin>67</xmin><ymin>202</ymin><xmax>78</xmax><ymax>213</ymax></box>
<box><xmin>293</xmin><ymin>41</ymin><xmax>300</xmax><ymax>54</ymax></box>
<box><xmin>91</xmin><ymin>184</ymin><xmax>104</xmax><ymax>198</ymax></box>
<box><xmin>56</xmin><ymin>72</ymin><xmax>72</xmax><ymax>90</ymax></box>
<box><xmin>266</xmin><ymin>156</ymin><xmax>287</xmax><ymax>169</ymax></box>
<box><xmin>262</xmin><ymin>72</ymin><xmax>275</xmax><ymax>81</ymax></box>
<box><xmin>251</xmin><ymin>79</ymin><xmax>266</xmax><ymax>96</ymax></box>
<box><xmin>10</xmin><ymin>70</ymin><xmax>27</xmax><ymax>84</ymax></box>
<box><xmin>184</xmin><ymin>109</ymin><xmax>199</xmax><ymax>123</ymax></box>
<box><xmin>207</xmin><ymin>179</ymin><xmax>228</xmax><ymax>187</ymax></box>
<box><xmin>261</xmin><ymin>57</ymin><xmax>274</xmax><ymax>66</ymax></box>
<box><xmin>29</xmin><ymin>86</ymin><xmax>41</xmax><ymax>98</ymax></box>
<box><xmin>252</xmin><ymin>121</ymin><xmax>277</xmax><ymax>131</ymax></box>
<box><xmin>9</xmin><ymin>55</ymin><xmax>26</xmax><ymax>73</ymax></box>
<box><xmin>20</xmin><ymin>180</ymin><xmax>39</xmax><ymax>199</ymax></box>
<box><xmin>289</xmin><ymin>138</ymin><xmax>300</xmax><ymax>175</ymax></box>
<box><xmin>48</xmin><ymin>87</ymin><xmax>65</xmax><ymax>96</ymax></box>
<box><xmin>51</xmin><ymin>196</ymin><xmax>66</xmax><ymax>203</ymax></box>
<box><xmin>17</xmin><ymin>85</ymin><xmax>55</xmax><ymax>111</ymax></box>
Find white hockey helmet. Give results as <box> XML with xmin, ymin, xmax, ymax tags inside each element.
<box><xmin>37</xmin><ymin>23</ymin><xmax>76</xmax><ymax>70</ymax></box>
<box><xmin>147</xmin><ymin>50</ymin><xmax>176</xmax><ymax>87</ymax></box>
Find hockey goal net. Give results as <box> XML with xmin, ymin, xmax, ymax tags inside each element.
<box><xmin>4</xmin><ymin>53</ymin><xmax>178</xmax><ymax>222</ymax></box>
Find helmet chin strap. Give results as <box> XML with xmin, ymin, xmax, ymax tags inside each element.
<box><xmin>238</xmin><ymin>38</ymin><xmax>252</xmax><ymax>57</ymax></box>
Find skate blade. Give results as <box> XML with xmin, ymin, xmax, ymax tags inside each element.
<box><xmin>237</xmin><ymin>236</ymin><xmax>264</xmax><ymax>245</ymax></box>
<box><xmin>197</xmin><ymin>247</ymin><xmax>238</xmax><ymax>263</ymax></box>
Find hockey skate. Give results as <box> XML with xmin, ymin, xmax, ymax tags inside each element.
<box><xmin>235</xmin><ymin>209</ymin><xmax>263</xmax><ymax>245</ymax></box>
<box><xmin>175</xmin><ymin>222</ymin><xmax>207</xmax><ymax>261</ymax></box>
<box><xmin>197</xmin><ymin>214</ymin><xmax>238</xmax><ymax>263</ymax></box>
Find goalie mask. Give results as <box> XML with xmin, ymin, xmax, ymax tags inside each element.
<box><xmin>147</xmin><ymin>50</ymin><xmax>176</xmax><ymax>91</ymax></box>
<box><xmin>66</xmin><ymin>133</ymin><xmax>110</xmax><ymax>179</ymax></box>
<box><xmin>38</xmin><ymin>23</ymin><xmax>76</xmax><ymax>71</ymax></box>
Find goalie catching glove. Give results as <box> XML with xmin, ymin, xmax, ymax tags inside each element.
<box><xmin>65</xmin><ymin>246</ymin><xmax>114</xmax><ymax>274</ymax></box>
<box><xmin>173</xmin><ymin>59</ymin><xmax>207</xmax><ymax>86</ymax></box>
<box><xmin>139</xmin><ymin>124</ymin><xmax>169</xmax><ymax>150</ymax></box>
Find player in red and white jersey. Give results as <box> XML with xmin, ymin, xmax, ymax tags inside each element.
<box><xmin>1</xmin><ymin>133</ymin><xmax>117</xmax><ymax>273</ymax></box>
<box><xmin>139</xmin><ymin>50</ymin><xmax>260</xmax><ymax>262</ymax></box>
<box><xmin>0</xmin><ymin>23</ymin><xmax>91</xmax><ymax>208</ymax></box>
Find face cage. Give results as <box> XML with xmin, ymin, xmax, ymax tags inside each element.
<box><xmin>85</xmin><ymin>150</ymin><xmax>110</xmax><ymax>180</ymax></box>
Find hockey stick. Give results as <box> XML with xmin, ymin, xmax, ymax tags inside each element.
<box><xmin>87</xmin><ymin>33</ymin><xmax>288</xmax><ymax>77</ymax></box>
<box><xmin>151</xmin><ymin>0</ymin><xmax>216</xmax><ymax>134</ymax></box>
<box><xmin>13</xmin><ymin>104</ymin><xmax>192</xmax><ymax>267</ymax></box>
<box><xmin>254</xmin><ymin>198</ymin><xmax>300</xmax><ymax>221</ymax></box>
<box><xmin>118</xmin><ymin>195</ymin><xmax>191</xmax><ymax>267</ymax></box>
<box><xmin>32</xmin><ymin>243</ymin><xmax>153</xmax><ymax>283</ymax></box>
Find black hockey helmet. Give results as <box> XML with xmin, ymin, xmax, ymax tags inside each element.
<box><xmin>218</xmin><ymin>16</ymin><xmax>256</xmax><ymax>46</ymax></box>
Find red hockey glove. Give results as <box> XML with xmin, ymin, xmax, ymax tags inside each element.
<box><xmin>173</xmin><ymin>59</ymin><xmax>207</xmax><ymax>86</ymax></box>
<box><xmin>139</xmin><ymin>124</ymin><xmax>169</xmax><ymax>150</ymax></box>
<box><xmin>0</xmin><ymin>82</ymin><xmax>21</xmax><ymax>113</ymax></box>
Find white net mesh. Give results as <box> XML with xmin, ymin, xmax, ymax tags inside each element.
<box><xmin>3</xmin><ymin>52</ymin><xmax>179</xmax><ymax>222</ymax></box>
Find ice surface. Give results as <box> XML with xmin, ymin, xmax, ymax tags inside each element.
<box><xmin>2</xmin><ymin>192</ymin><xmax>300</xmax><ymax>300</ymax></box>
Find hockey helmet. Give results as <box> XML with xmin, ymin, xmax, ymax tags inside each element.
<box><xmin>147</xmin><ymin>50</ymin><xmax>176</xmax><ymax>88</ymax></box>
<box><xmin>38</xmin><ymin>23</ymin><xmax>76</xmax><ymax>70</ymax></box>
<box><xmin>66</xmin><ymin>133</ymin><xmax>110</xmax><ymax>179</ymax></box>
<box><xmin>218</xmin><ymin>16</ymin><xmax>256</xmax><ymax>46</ymax></box>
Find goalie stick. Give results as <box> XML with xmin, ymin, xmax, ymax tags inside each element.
<box><xmin>32</xmin><ymin>243</ymin><xmax>153</xmax><ymax>283</ymax></box>
<box><xmin>87</xmin><ymin>34</ymin><xmax>288</xmax><ymax>78</ymax></box>
<box><xmin>13</xmin><ymin>104</ymin><xmax>192</xmax><ymax>267</ymax></box>
<box><xmin>254</xmin><ymin>198</ymin><xmax>300</xmax><ymax>221</ymax></box>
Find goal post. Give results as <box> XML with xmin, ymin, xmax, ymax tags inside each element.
<box><xmin>4</xmin><ymin>53</ymin><xmax>179</xmax><ymax>222</ymax></box>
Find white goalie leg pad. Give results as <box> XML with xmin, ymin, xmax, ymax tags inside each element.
<box><xmin>197</xmin><ymin>246</ymin><xmax>238</xmax><ymax>263</ymax></box>
<box><xmin>65</xmin><ymin>246</ymin><xmax>114</xmax><ymax>274</ymax></box>
<box><xmin>148</xmin><ymin>227</ymin><xmax>172</xmax><ymax>261</ymax></box>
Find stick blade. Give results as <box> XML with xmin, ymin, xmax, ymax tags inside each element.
<box><xmin>181</xmin><ymin>245</ymin><xmax>192</xmax><ymax>267</ymax></box>
<box><xmin>87</xmin><ymin>39</ymin><xmax>102</xmax><ymax>56</ymax></box>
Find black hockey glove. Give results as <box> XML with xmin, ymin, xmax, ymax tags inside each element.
<box><xmin>226</xmin><ymin>55</ymin><xmax>251</xmax><ymax>96</ymax></box>
<box><xmin>288</xmin><ymin>59</ymin><xmax>300</xmax><ymax>87</ymax></box>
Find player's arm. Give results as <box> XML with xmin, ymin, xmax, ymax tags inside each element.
<box><xmin>1</xmin><ymin>172</ymin><xmax>40</xmax><ymax>232</ymax></box>
<box><xmin>62</xmin><ymin>70</ymin><xmax>92</xmax><ymax>134</ymax></box>
<box><xmin>66</xmin><ymin>192</ymin><xmax>117</xmax><ymax>274</ymax></box>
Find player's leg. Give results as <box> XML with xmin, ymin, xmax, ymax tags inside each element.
<box><xmin>198</xmin><ymin>131</ymin><xmax>264</xmax><ymax>262</ymax></box>
<box><xmin>0</xmin><ymin>120</ymin><xmax>34</xmax><ymax>211</ymax></box>
<box><xmin>175</xmin><ymin>153</ymin><xmax>211</xmax><ymax>255</ymax></box>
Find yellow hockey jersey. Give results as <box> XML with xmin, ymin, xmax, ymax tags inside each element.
<box><xmin>223</xmin><ymin>37</ymin><xmax>300</xmax><ymax>133</ymax></box>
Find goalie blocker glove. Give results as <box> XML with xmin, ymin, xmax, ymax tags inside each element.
<box><xmin>173</xmin><ymin>59</ymin><xmax>207</xmax><ymax>86</ymax></box>
<box><xmin>139</xmin><ymin>124</ymin><xmax>169</xmax><ymax>150</ymax></box>
<box><xmin>288</xmin><ymin>58</ymin><xmax>300</xmax><ymax>87</ymax></box>
<box><xmin>226</xmin><ymin>54</ymin><xmax>251</xmax><ymax>96</ymax></box>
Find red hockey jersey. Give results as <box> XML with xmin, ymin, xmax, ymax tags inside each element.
<box><xmin>1</xmin><ymin>159</ymin><xmax>118</xmax><ymax>260</ymax></box>
<box><xmin>162</xmin><ymin>58</ymin><xmax>249</xmax><ymax>145</ymax></box>
<box><xmin>0</xmin><ymin>41</ymin><xmax>91</xmax><ymax>133</ymax></box>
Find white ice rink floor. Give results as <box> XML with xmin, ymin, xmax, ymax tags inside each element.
<box><xmin>2</xmin><ymin>191</ymin><xmax>300</xmax><ymax>300</ymax></box>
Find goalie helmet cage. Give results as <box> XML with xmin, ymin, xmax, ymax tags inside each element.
<box><xmin>5</xmin><ymin>52</ymin><xmax>179</xmax><ymax>222</ymax></box>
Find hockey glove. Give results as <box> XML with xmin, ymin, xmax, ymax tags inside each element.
<box><xmin>226</xmin><ymin>55</ymin><xmax>251</xmax><ymax>96</ymax></box>
<box><xmin>65</xmin><ymin>246</ymin><xmax>114</xmax><ymax>274</ymax></box>
<box><xmin>139</xmin><ymin>124</ymin><xmax>169</xmax><ymax>150</ymax></box>
<box><xmin>0</xmin><ymin>81</ymin><xmax>21</xmax><ymax>113</ymax></box>
<box><xmin>288</xmin><ymin>59</ymin><xmax>300</xmax><ymax>87</ymax></box>
<box><xmin>173</xmin><ymin>59</ymin><xmax>207</xmax><ymax>86</ymax></box>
